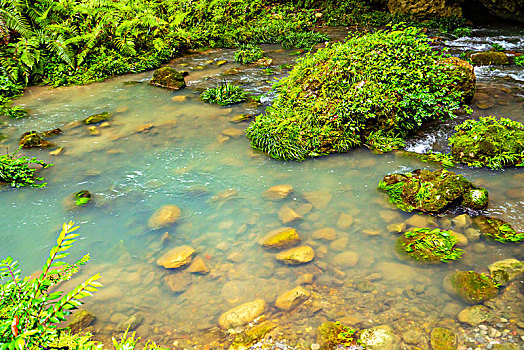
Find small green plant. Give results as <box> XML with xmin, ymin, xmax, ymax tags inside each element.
<box><xmin>201</xmin><ymin>82</ymin><xmax>248</xmax><ymax>105</ymax></box>
<box><xmin>280</xmin><ymin>31</ymin><xmax>328</xmax><ymax>50</ymax></box>
<box><xmin>234</xmin><ymin>44</ymin><xmax>263</xmax><ymax>65</ymax></box>
<box><xmin>399</xmin><ymin>228</ymin><xmax>464</xmax><ymax>262</ymax></box>
<box><xmin>365</xmin><ymin>130</ymin><xmax>406</xmax><ymax>154</ymax></box>
<box><xmin>515</xmin><ymin>56</ymin><xmax>524</xmax><ymax>66</ymax></box>
<box><xmin>0</xmin><ymin>148</ymin><xmax>53</xmax><ymax>188</ymax></box>
<box><xmin>417</xmin><ymin>151</ymin><xmax>455</xmax><ymax>168</ymax></box>
<box><xmin>0</xmin><ymin>222</ymin><xmax>102</xmax><ymax>350</ymax></box>
<box><xmin>491</xmin><ymin>43</ymin><xmax>505</xmax><ymax>52</ymax></box>
<box><xmin>473</xmin><ymin>216</ymin><xmax>524</xmax><ymax>243</ymax></box>
<box><xmin>453</xmin><ymin>27</ymin><xmax>472</xmax><ymax>37</ymax></box>
<box><xmin>74</xmin><ymin>191</ymin><xmax>92</xmax><ymax>207</ymax></box>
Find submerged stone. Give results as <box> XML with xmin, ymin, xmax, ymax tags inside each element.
<box><xmin>259</xmin><ymin>227</ymin><xmax>301</xmax><ymax>249</ymax></box>
<box><xmin>19</xmin><ymin>131</ymin><xmax>52</xmax><ymax>148</ymax></box>
<box><xmin>83</xmin><ymin>112</ymin><xmax>112</xmax><ymax>125</ymax></box>
<box><xmin>397</xmin><ymin>228</ymin><xmax>464</xmax><ymax>263</ymax></box>
<box><xmin>317</xmin><ymin>321</ymin><xmax>360</xmax><ymax>349</ymax></box>
<box><xmin>379</xmin><ymin>169</ymin><xmax>488</xmax><ymax>214</ymax></box>
<box><xmin>430</xmin><ymin>327</ymin><xmax>457</xmax><ymax>350</ymax></box>
<box><xmin>263</xmin><ymin>184</ymin><xmax>293</xmax><ymax>200</ymax></box>
<box><xmin>278</xmin><ymin>206</ymin><xmax>302</xmax><ymax>224</ymax></box>
<box><xmin>218</xmin><ymin>299</ymin><xmax>267</xmax><ymax>329</ymax></box>
<box><xmin>68</xmin><ymin>310</ymin><xmax>95</xmax><ymax>333</ymax></box>
<box><xmin>448</xmin><ymin>271</ymin><xmax>498</xmax><ymax>304</ymax></box>
<box><xmin>187</xmin><ymin>256</ymin><xmax>210</xmax><ymax>275</ymax></box>
<box><xmin>116</xmin><ymin>313</ymin><xmax>143</xmax><ymax>332</ymax></box>
<box><xmin>156</xmin><ymin>245</ymin><xmax>195</xmax><ymax>269</ymax></box>
<box><xmin>148</xmin><ymin>205</ymin><xmax>181</xmax><ymax>229</ymax></box>
<box><xmin>457</xmin><ymin>305</ymin><xmax>495</xmax><ymax>325</ymax></box>
<box><xmin>472</xmin><ymin>216</ymin><xmax>524</xmax><ymax>243</ymax></box>
<box><xmin>276</xmin><ymin>245</ymin><xmax>315</xmax><ymax>265</ymax></box>
<box><xmin>488</xmin><ymin>259</ymin><xmax>524</xmax><ymax>286</ymax></box>
<box><xmin>150</xmin><ymin>67</ymin><xmax>186</xmax><ymax>90</ymax></box>
<box><xmin>360</xmin><ymin>325</ymin><xmax>401</xmax><ymax>350</ymax></box>
<box><xmin>275</xmin><ymin>286</ymin><xmax>310</xmax><ymax>311</ymax></box>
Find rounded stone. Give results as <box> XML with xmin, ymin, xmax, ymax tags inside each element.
<box><xmin>157</xmin><ymin>245</ymin><xmax>196</xmax><ymax>269</ymax></box>
<box><xmin>218</xmin><ymin>299</ymin><xmax>267</xmax><ymax>329</ymax></box>
<box><xmin>275</xmin><ymin>286</ymin><xmax>310</xmax><ymax>311</ymax></box>
<box><xmin>332</xmin><ymin>251</ymin><xmax>359</xmax><ymax>268</ymax></box>
<box><xmin>259</xmin><ymin>227</ymin><xmax>301</xmax><ymax>249</ymax></box>
<box><xmin>276</xmin><ymin>246</ymin><xmax>315</xmax><ymax>265</ymax></box>
<box><xmin>148</xmin><ymin>205</ymin><xmax>181</xmax><ymax>229</ymax></box>
<box><xmin>360</xmin><ymin>325</ymin><xmax>401</xmax><ymax>350</ymax></box>
<box><xmin>263</xmin><ymin>184</ymin><xmax>293</xmax><ymax>200</ymax></box>
<box><xmin>312</xmin><ymin>227</ymin><xmax>337</xmax><ymax>241</ymax></box>
<box><xmin>430</xmin><ymin>327</ymin><xmax>457</xmax><ymax>350</ymax></box>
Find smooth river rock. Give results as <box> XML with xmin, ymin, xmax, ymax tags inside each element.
<box><xmin>312</xmin><ymin>227</ymin><xmax>337</xmax><ymax>241</ymax></box>
<box><xmin>275</xmin><ymin>286</ymin><xmax>310</xmax><ymax>311</ymax></box>
<box><xmin>218</xmin><ymin>299</ymin><xmax>267</xmax><ymax>329</ymax></box>
<box><xmin>157</xmin><ymin>245</ymin><xmax>196</xmax><ymax>269</ymax></box>
<box><xmin>259</xmin><ymin>227</ymin><xmax>301</xmax><ymax>249</ymax></box>
<box><xmin>187</xmin><ymin>256</ymin><xmax>210</xmax><ymax>274</ymax></box>
<box><xmin>263</xmin><ymin>184</ymin><xmax>293</xmax><ymax>200</ymax></box>
<box><xmin>148</xmin><ymin>205</ymin><xmax>181</xmax><ymax>229</ymax></box>
<box><xmin>457</xmin><ymin>305</ymin><xmax>495</xmax><ymax>325</ymax></box>
<box><xmin>488</xmin><ymin>258</ymin><xmax>524</xmax><ymax>286</ymax></box>
<box><xmin>333</xmin><ymin>251</ymin><xmax>359</xmax><ymax>268</ymax></box>
<box><xmin>360</xmin><ymin>325</ymin><xmax>401</xmax><ymax>350</ymax></box>
<box><xmin>278</xmin><ymin>206</ymin><xmax>302</xmax><ymax>224</ymax></box>
<box><xmin>276</xmin><ymin>246</ymin><xmax>315</xmax><ymax>265</ymax></box>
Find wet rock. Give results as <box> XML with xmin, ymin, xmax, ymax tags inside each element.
<box><xmin>297</xmin><ymin>273</ymin><xmax>314</xmax><ymax>285</ymax></box>
<box><xmin>387</xmin><ymin>223</ymin><xmax>406</xmax><ymax>233</ymax></box>
<box><xmin>379</xmin><ymin>169</ymin><xmax>488</xmax><ymax>214</ymax></box>
<box><xmin>218</xmin><ymin>299</ymin><xmax>267</xmax><ymax>329</ymax></box>
<box><xmin>452</xmin><ymin>214</ymin><xmax>472</xmax><ymax>228</ymax></box>
<box><xmin>275</xmin><ymin>286</ymin><xmax>310</xmax><ymax>311</ymax></box>
<box><xmin>492</xmin><ymin>344</ymin><xmax>519</xmax><ymax>350</ymax></box>
<box><xmin>336</xmin><ymin>213</ymin><xmax>353</xmax><ymax>229</ymax></box>
<box><xmin>402</xmin><ymin>329</ymin><xmax>427</xmax><ymax>347</ymax></box>
<box><xmin>312</xmin><ymin>227</ymin><xmax>337</xmax><ymax>241</ymax></box>
<box><xmin>41</xmin><ymin>128</ymin><xmax>63</xmax><ymax>138</ymax></box>
<box><xmin>470</xmin><ymin>51</ymin><xmax>509</xmax><ymax>66</ymax></box>
<box><xmin>457</xmin><ymin>305</ymin><xmax>495</xmax><ymax>325</ymax></box>
<box><xmin>430</xmin><ymin>327</ymin><xmax>457</xmax><ymax>350</ymax></box>
<box><xmin>405</xmin><ymin>215</ymin><xmax>436</xmax><ymax>228</ymax></box>
<box><xmin>276</xmin><ymin>246</ymin><xmax>315</xmax><ymax>265</ymax></box>
<box><xmin>222</xmin><ymin>128</ymin><xmax>244</xmax><ymax>138</ymax></box>
<box><xmin>164</xmin><ymin>273</ymin><xmax>191</xmax><ymax>293</ymax></box>
<box><xmin>332</xmin><ymin>251</ymin><xmax>359</xmax><ymax>268</ymax></box>
<box><xmin>88</xmin><ymin>126</ymin><xmax>100</xmax><ymax>136</ymax></box>
<box><xmin>296</xmin><ymin>203</ymin><xmax>313</xmax><ymax>216</ymax></box>
<box><xmin>116</xmin><ymin>313</ymin><xmax>143</xmax><ymax>332</ymax></box>
<box><xmin>150</xmin><ymin>67</ymin><xmax>186</xmax><ymax>90</ymax></box>
<box><xmin>330</xmin><ymin>237</ymin><xmax>348</xmax><ymax>251</ymax></box>
<box><xmin>449</xmin><ymin>231</ymin><xmax>468</xmax><ymax>247</ymax></box>
<box><xmin>83</xmin><ymin>112</ymin><xmax>112</xmax><ymax>125</ymax></box>
<box><xmin>259</xmin><ymin>227</ymin><xmax>301</xmax><ymax>249</ymax></box>
<box><xmin>397</xmin><ymin>228</ymin><xmax>464</xmax><ymax>263</ymax></box>
<box><xmin>475</xmin><ymin>0</ymin><xmax>523</xmax><ymax>23</ymax></box>
<box><xmin>278</xmin><ymin>206</ymin><xmax>302</xmax><ymax>224</ymax></box>
<box><xmin>472</xmin><ymin>216</ymin><xmax>523</xmax><ymax>243</ymax></box>
<box><xmin>156</xmin><ymin>245</ymin><xmax>196</xmax><ymax>269</ymax></box>
<box><xmin>148</xmin><ymin>205</ymin><xmax>181</xmax><ymax>229</ymax></box>
<box><xmin>49</xmin><ymin>147</ymin><xmax>64</xmax><ymax>156</ymax></box>
<box><xmin>68</xmin><ymin>310</ymin><xmax>95</xmax><ymax>333</ymax></box>
<box><xmin>303</xmin><ymin>191</ymin><xmax>332</xmax><ymax>209</ymax></box>
<box><xmin>488</xmin><ymin>259</ymin><xmax>524</xmax><ymax>286</ymax></box>
<box><xmin>171</xmin><ymin>95</ymin><xmax>187</xmax><ymax>102</ymax></box>
<box><xmin>263</xmin><ymin>184</ymin><xmax>293</xmax><ymax>200</ymax></box>
<box><xmin>440</xmin><ymin>56</ymin><xmax>476</xmax><ymax>103</ymax></box>
<box><xmin>229</xmin><ymin>114</ymin><xmax>252</xmax><ymax>123</ymax></box>
<box><xmin>187</xmin><ymin>256</ymin><xmax>210</xmax><ymax>274</ymax></box>
<box><xmin>387</xmin><ymin>0</ymin><xmax>461</xmax><ymax>19</ymax></box>
<box><xmin>135</xmin><ymin>123</ymin><xmax>154</xmax><ymax>133</ymax></box>
<box><xmin>19</xmin><ymin>131</ymin><xmax>52</xmax><ymax>148</ymax></box>
<box><xmin>317</xmin><ymin>321</ymin><xmax>361</xmax><ymax>349</ymax></box>
<box><xmin>360</xmin><ymin>325</ymin><xmax>401</xmax><ymax>350</ymax></box>
<box><xmin>464</xmin><ymin>228</ymin><xmax>481</xmax><ymax>242</ymax></box>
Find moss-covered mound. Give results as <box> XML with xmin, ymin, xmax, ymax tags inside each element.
<box><xmin>449</xmin><ymin>271</ymin><xmax>498</xmax><ymax>304</ymax></box>
<box><xmin>150</xmin><ymin>67</ymin><xmax>186</xmax><ymax>90</ymax></box>
<box><xmin>246</xmin><ymin>27</ymin><xmax>472</xmax><ymax>160</ymax></box>
<box><xmin>397</xmin><ymin>228</ymin><xmax>464</xmax><ymax>263</ymax></box>
<box><xmin>83</xmin><ymin>112</ymin><xmax>112</xmax><ymax>125</ymax></box>
<box><xmin>472</xmin><ymin>216</ymin><xmax>524</xmax><ymax>243</ymax></box>
<box><xmin>379</xmin><ymin>169</ymin><xmax>488</xmax><ymax>214</ymax></box>
<box><xmin>317</xmin><ymin>321</ymin><xmax>360</xmax><ymax>350</ymax></box>
<box><xmin>449</xmin><ymin>117</ymin><xmax>524</xmax><ymax>169</ymax></box>
<box><xmin>19</xmin><ymin>131</ymin><xmax>52</xmax><ymax>148</ymax></box>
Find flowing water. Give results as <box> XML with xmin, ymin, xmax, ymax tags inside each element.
<box><xmin>1</xmin><ymin>27</ymin><xmax>523</xmax><ymax>348</ymax></box>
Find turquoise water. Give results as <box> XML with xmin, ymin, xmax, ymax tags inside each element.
<box><xmin>1</xmin><ymin>37</ymin><xmax>523</xmax><ymax>347</ymax></box>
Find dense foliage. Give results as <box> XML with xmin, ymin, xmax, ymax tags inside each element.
<box><xmin>201</xmin><ymin>83</ymin><xmax>248</xmax><ymax>106</ymax></box>
<box><xmin>473</xmin><ymin>216</ymin><xmax>524</xmax><ymax>243</ymax></box>
<box><xmin>234</xmin><ymin>44</ymin><xmax>264</xmax><ymax>65</ymax></box>
<box><xmin>449</xmin><ymin>116</ymin><xmax>524</xmax><ymax>169</ymax></box>
<box><xmin>398</xmin><ymin>228</ymin><xmax>464</xmax><ymax>262</ymax></box>
<box><xmin>0</xmin><ymin>222</ymin><xmax>101</xmax><ymax>350</ymax></box>
<box><xmin>247</xmin><ymin>27</ymin><xmax>465</xmax><ymax>160</ymax></box>
<box><xmin>0</xmin><ymin>149</ymin><xmax>52</xmax><ymax>188</ymax></box>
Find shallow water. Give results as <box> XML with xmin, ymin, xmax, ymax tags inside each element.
<box><xmin>1</xmin><ymin>29</ymin><xmax>523</xmax><ymax>347</ymax></box>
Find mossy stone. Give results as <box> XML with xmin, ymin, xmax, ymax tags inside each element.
<box><xmin>462</xmin><ymin>188</ymin><xmax>489</xmax><ymax>210</ymax></box>
<box><xmin>83</xmin><ymin>112</ymin><xmax>112</xmax><ymax>125</ymax></box>
<box><xmin>430</xmin><ymin>327</ymin><xmax>457</xmax><ymax>350</ymax></box>
<box><xmin>19</xmin><ymin>131</ymin><xmax>52</xmax><ymax>148</ymax></box>
<box><xmin>449</xmin><ymin>271</ymin><xmax>498</xmax><ymax>304</ymax></box>
<box><xmin>397</xmin><ymin>228</ymin><xmax>463</xmax><ymax>263</ymax></box>
<box><xmin>488</xmin><ymin>259</ymin><xmax>524</xmax><ymax>286</ymax></box>
<box><xmin>150</xmin><ymin>67</ymin><xmax>186</xmax><ymax>90</ymax></box>
<box><xmin>470</xmin><ymin>51</ymin><xmax>509</xmax><ymax>66</ymax></box>
<box><xmin>68</xmin><ymin>310</ymin><xmax>95</xmax><ymax>333</ymax></box>
<box><xmin>472</xmin><ymin>216</ymin><xmax>524</xmax><ymax>243</ymax></box>
<box><xmin>317</xmin><ymin>321</ymin><xmax>359</xmax><ymax>350</ymax></box>
<box><xmin>440</xmin><ymin>57</ymin><xmax>476</xmax><ymax>103</ymax></box>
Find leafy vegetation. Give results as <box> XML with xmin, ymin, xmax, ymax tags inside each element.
<box><xmin>247</xmin><ymin>27</ymin><xmax>466</xmax><ymax>160</ymax></box>
<box><xmin>473</xmin><ymin>216</ymin><xmax>524</xmax><ymax>243</ymax></box>
<box><xmin>365</xmin><ymin>130</ymin><xmax>406</xmax><ymax>154</ymax></box>
<box><xmin>0</xmin><ymin>222</ymin><xmax>101</xmax><ymax>350</ymax></box>
<box><xmin>201</xmin><ymin>83</ymin><xmax>248</xmax><ymax>106</ymax></box>
<box><xmin>449</xmin><ymin>116</ymin><xmax>524</xmax><ymax>169</ymax></box>
<box><xmin>516</xmin><ymin>56</ymin><xmax>524</xmax><ymax>66</ymax></box>
<box><xmin>491</xmin><ymin>43</ymin><xmax>505</xmax><ymax>52</ymax></box>
<box><xmin>317</xmin><ymin>321</ymin><xmax>361</xmax><ymax>350</ymax></box>
<box><xmin>398</xmin><ymin>228</ymin><xmax>464</xmax><ymax>263</ymax></box>
<box><xmin>0</xmin><ymin>148</ymin><xmax>52</xmax><ymax>188</ymax></box>
<box><xmin>416</xmin><ymin>151</ymin><xmax>455</xmax><ymax>168</ymax></box>
<box><xmin>234</xmin><ymin>44</ymin><xmax>264</xmax><ymax>65</ymax></box>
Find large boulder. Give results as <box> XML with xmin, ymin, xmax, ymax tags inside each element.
<box><xmin>218</xmin><ymin>299</ymin><xmax>267</xmax><ymax>329</ymax></box>
<box><xmin>476</xmin><ymin>0</ymin><xmax>524</xmax><ymax>23</ymax></box>
<box><xmin>150</xmin><ymin>67</ymin><xmax>186</xmax><ymax>90</ymax></box>
<box><xmin>470</xmin><ymin>51</ymin><xmax>509</xmax><ymax>66</ymax></box>
<box><xmin>387</xmin><ymin>0</ymin><xmax>462</xmax><ymax>19</ymax></box>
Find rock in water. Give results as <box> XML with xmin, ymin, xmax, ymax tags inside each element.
<box><xmin>430</xmin><ymin>328</ymin><xmax>457</xmax><ymax>350</ymax></box>
<box><xmin>68</xmin><ymin>310</ymin><xmax>95</xmax><ymax>333</ymax></box>
<box><xmin>317</xmin><ymin>321</ymin><xmax>361</xmax><ymax>349</ymax></box>
<box><xmin>488</xmin><ymin>259</ymin><xmax>524</xmax><ymax>286</ymax></box>
<box><xmin>312</xmin><ymin>227</ymin><xmax>337</xmax><ymax>241</ymax></box>
<box><xmin>258</xmin><ymin>227</ymin><xmax>301</xmax><ymax>249</ymax></box>
<box><xmin>472</xmin><ymin>216</ymin><xmax>523</xmax><ymax>243</ymax></box>
<box><xmin>470</xmin><ymin>51</ymin><xmax>509</xmax><ymax>66</ymax></box>
<box><xmin>19</xmin><ymin>131</ymin><xmax>52</xmax><ymax>148</ymax></box>
<box><xmin>164</xmin><ymin>273</ymin><xmax>191</xmax><ymax>293</ymax></box>
<box><xmin>263</xmin><ymin>184</ymin><xmax>293</xmax><ymax>200</ymax></box>
<box><xmin>440</xmin><ymin>57</ymin><xmax>476</xmax><ymax>103</ymax></box>
<box><xmin>275</xmin><ymin>246</ymin><xmax>315</xmax><ymax>265</ymax></box>
<box><xmin>157</xmin><ymin>245</ymin><xmax>196</xmax><ymax>269</ymax></box>
<box><xmin>457</xmin><ymin>305</ymin><xmax>494</xmax><ymax>325</ymax></box>
<box><xmin>148</xmin><ymin>205</ymin><xmax>181</xmax><ymax>229</ymax></box>
<box><xmin>82</xmin><ymin>112</ymin><xmax>112</xmax><ymax>125</ymax></box>
<box><xmin>448</xmin><ymin>271</ymin><xmax>498</xmax><ymax>304</ymax></box>
<box><xmin>187</xmin><ymin>256</ymin><xmax>210</xmax><ymax>274</ymax></box>
<box><xmin>150</xmin><ymin>67</ymin><xmax>186</xmax><ymax>90</ymax></box>
<box><xmin>278</xmin><ymin>206</ymin><xmax>302</xmax><ymax>224</ymax></box>
<box><xmin>359</xmin><ymin>325</ymin><xmax>401</xmax><ymax>350</ymax></box>
<box><xmin>275</xmin><ymin>286</ymin><xmax>310</xmax><ymax>311</ymax></box>
<box><xmin>116</xmin><ymin>313</ymin><xmax>143</xmax><ymax>332</ymax></box>
<box><xmin>218</xmin><ymin>299</ymin><xmax>267</xmax><ymax>329</ymax></box>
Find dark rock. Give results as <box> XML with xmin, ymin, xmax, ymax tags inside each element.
<box><xmin>387</xmin><ymin>0</ymin><xmax>463</xmax><ymax>19</ymax></box>
<box><xmin>150</xmin><ymin>67</ymin><xmax>186</xmax><ymax>90</ymax></box>
<box><xmin>19</xmin><ymin>131</ymin><xmax>52</xmax><ymax>148</ymax></box>
<box><xmin>476</xmin><ymin>0</ymin><xmax>524</xmax><ymax>23</ymax></box>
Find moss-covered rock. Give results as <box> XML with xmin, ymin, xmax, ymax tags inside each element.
<box><xmin>74</xmin><ymin>190</ymin><xmax>92</xmax><ymax>207</ymax></box>
<box><xmin>359</xmin><ymin>325</ymin><xmax>401</xmax><ymax>350</ymax></box>
<box><xmin>449</xmin><ymin>117</ymin><xmax>524</xmax><ymax>169</ymax></box>
<box><xmin>246</xmin><ymin>28</ymin><xmax>468</xmax><ymax>160</ymax></box>
<box><xmin>397</xmin><ymin>228</ymin><xmax>464</xmax><ymax>263</ymax></box>
<box><xmin>379</xmin><ymin>169</ymin><xmax>488</xmax><ymax>214</ymax></box>
<box><xmin>317</xmin><ymin>321</ymin><xmax>360</xmax><ymax>350</ymax></box>
<box><xmin>488</xmin><ymin>259</ymin><xmax>524</xmax><ymax>286</ymax></box>
<box><xmin>68</xmin><ymin>310</ymin><xmax>95</xmax><ymax>333</ymax></box>
<box><xmin>19</xmin><ymin>131</ymin><xmax>52</xmax><ymax>148</ymax></box>
<box><xmin>448</xmin><ymin>271</ymin><xmax>498</xmax><ymax>304</ymax></box>
<box><xmin>150</xmin><ymin>67</ymin><xmax>186</xmax><ymax>90</ymax></box>
<box><xmin>83</xmin><ymin>112</ymin><xmax>112</xmax><ymax>125</ymax></box>
<box><xmin>470</xmin><ymin>51</ymin><xmax>510</xmax><ymax>66</ymax></box>
<box><xmin>440</xmin><ymin>57</ymin><xmax>476</xmax><ymax>103</ymax></box>
<box><xmin>472</xmin><ymin>216</ymin><xmax>524</xmax><ymax>243</ymax></box>
<box><xmin>430</xmin><ymin>327</ymin><xmax>457</xmax><ymax>350</ymax></box>
<box><xmin>387</xmin><ymin>0</ymin><xmax>462</xmax><ymax>19</ymax></box>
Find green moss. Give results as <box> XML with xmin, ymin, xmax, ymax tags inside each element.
<box><xmin>82</xmin><ymin>112</ymin><xmax>112</xmax><ymax>125</ymax></box>
<box><xmin>201</xmin><ymin>83</ymin><xmax>248</xmax><ymax>105</ymax></box>
<box><xmin>472</xmin><ymin>216</ymin><xmax>524</xmax><ymax>243</ymax></box>
<box><xmin>317</xmin><ymin>321</ymin><xmax>360</xmax><ymax>350</ymax></box>
<box><xmin>19</xmin><ymin>131</ymin><xmax>52</xmax><ymax>148</ymax></box>
<box><xmin>449</xmin><ymin>116</ymin><xmax>524</xmax><ymax>169</ymax></box>
<box><xmin>398</xmin><ymin>228</ymin><xmax>464</xmax><ymax>263</ymax></box>
<box><xmin>379</xmin><ymin>169</ymin><xmax>487</xmax><ymax>214</ymax></box>
<box><xmin>449</xmin><ymin>271</ymin><xmax>498</xmax><ymax>304</ymax></box>
<box><xmin>430</xmin><ymin>328</ymin><xmax>457</xmax><ymax>350</ymax></box>
<box><xmin>246</xmin><ymin>27</ymin><xmax>468</xmax><ymax>160</ymax></box>
<box><xmin>234</xmin><ymin>44</ymin><xmax>264</xmax><ymax>64</ymax></box>
<box><xmin>149</xmin><ymin>67</ymin><xmax>186</xmax><ymax>90</ymax></box>
<box><xmin>74</xmin><ymin>190</ymin><xmax>92</xmax><ymax>207</ymax></box>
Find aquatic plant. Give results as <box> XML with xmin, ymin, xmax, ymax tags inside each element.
<box><xmin>516</xmin><ymin>56</ymin><xmax>524</xmax><ymax>66</ymax></box>
<box><xmin>398</xmin><ymin>228</ymin><xmax>464</xmax><ymax>262</ymax></box>
<box><xmin>491</xmin><ymin>43</ymin><xmax>505</xmax><ymax>52</ymax></box>
<box><xmin>449</xmin><ymin>116</ymin><xmax>524</xmax><ymax>169</ymax></box>
<box><xmin>280</xmin><ymin>31</ymin><xmax>328</xmax><ymax>50</ymax></box>
<box><xmin>246</xmin><ymin>27</ymin><xmax>467</xmax><ymax>160</ymax></box>
<box><xmin>234</xmin><ymin>44</ymin><xmax>263</xmax><ymax>65</ymax></box>
<box><xmin>74</xmin><ymin>190</ymin><xmax>92</xmax><ymax>207</ymax></box>
<box><xmin>0</xmin><ymin>148</ymin><xmax>52</xmax><ymax>188</ymax></box>
<box><xmin>317</xmin><ymin>321</ymin><xmax>361</xmax><ymax>350</ymax></box>
<box><xmin>472</xmin><ymin>216</ymin><xmax>524</xmax><ymax>243</ymax></box>
<box><xmin>201</xmin><ymin>82</ymin><xmax>248</xmax><ymax>106</ymax></box>
<box><xmin>0</xmin><ymin>222</ymin><xmax>101</xmax><ymax>350</ymax></box>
